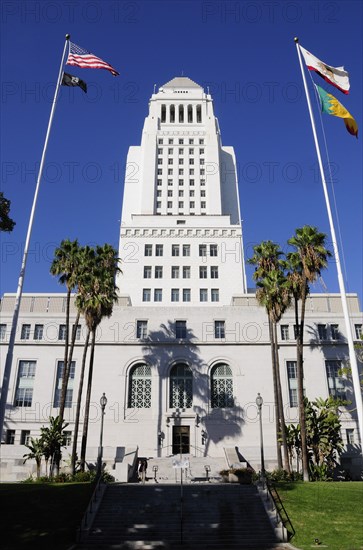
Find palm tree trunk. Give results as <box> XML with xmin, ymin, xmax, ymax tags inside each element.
<box><xmin>296</xmin><ymin>281</ymin><xmax>310</xmax><ymax>481</ymax></box>
<box><xmin>71</xmin><ymin>328</ymin><xmax>90</xmax><ymax>474</ymax></box>
<box><xmin>268</xmin><ymin>318</ymin><xmax>283</xmax><ymax>469</ymax></box>
<box><xmin>273</xmin><ymin>322</ymin><xmax>291</xmax><ymax>473</ymax></box>
<box><xmin>58</xmin><ymin>288</ymin><xmax>71</xmax><ymax>423</ymax></box>
<box><xmin>80</xmin><ymin>329</ymin><xmax>96</xmax><ymax>472</ymax></box>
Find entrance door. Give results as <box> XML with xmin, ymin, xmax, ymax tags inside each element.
<box><xmin>172</xmin><ymin>425</ymin><xmax>190</xmax><ymax>454</ymax></box>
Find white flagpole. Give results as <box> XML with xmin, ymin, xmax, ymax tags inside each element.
<box><xmin>0</xmin><ymin>34</ymin><xmax>71</xmax><ymax>440</ymax></box>
<box><xmin>294</xmin><ymin>37</ymin><xmax>363</xmax><ymax>450</ymax></box>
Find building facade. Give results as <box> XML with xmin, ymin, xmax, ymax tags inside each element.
<box><xmin>1</xmin><ymin>77</ymin><xmax>362</xmax><ymax>481</ymax></box>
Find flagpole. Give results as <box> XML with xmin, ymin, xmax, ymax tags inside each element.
<box><xmin>294</xmin><ymin>37</ymin><xmax>363</xmax><ymax>450</ymax></box>
<box><xmin>0</xmin><ymin>34</ymin><xmax>71</xmax><ymax>441</ymax></box>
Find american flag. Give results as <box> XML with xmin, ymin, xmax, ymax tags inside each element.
<box><xmin>66</xmin><ymin>42</ymin><xmax>119</xmax><ymax>76</ymax></box>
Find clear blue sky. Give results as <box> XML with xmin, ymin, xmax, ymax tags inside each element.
<box><xmin>1</xmin><ymin>0</ymin><xmax>362</xmax><ymax>302</ymax></box>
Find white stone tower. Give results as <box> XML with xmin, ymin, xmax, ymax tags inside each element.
<box><xmin>118</xmin><ymin>77</ymin><xmax>247</xmax><ymax>306</ymax></box>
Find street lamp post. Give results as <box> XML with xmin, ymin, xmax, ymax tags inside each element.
<box><xmin>97</xmin><ymin>393</ymin><xmax>107</xmax><ymax>479</ymax></box>
<box><xmin>255</xmin><ymin>393</ymin><xmax>265</xmax><ymax>485</ymax></box>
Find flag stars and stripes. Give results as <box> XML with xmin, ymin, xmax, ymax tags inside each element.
<box><xmin>66</xmin><ymin>42</ymin><xmax>119</xmax><ymax>76</ymax></box>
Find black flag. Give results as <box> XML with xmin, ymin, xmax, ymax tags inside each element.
<box><xmin>61</xmin><ymin>72</ymin><xmax>87</xmax><ymax>93</ymax></box>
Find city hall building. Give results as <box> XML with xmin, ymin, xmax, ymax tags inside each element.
<box><xmin>1</xmin><ymin>77</ymin><xmax>362</xmax><ymax>481</ymax></box>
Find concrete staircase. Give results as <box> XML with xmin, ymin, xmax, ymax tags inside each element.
<box><xmin>146</xmin><ymin>455</ymin><xmax>227</xmax><ymax>483</ymax></box>
<box><xmin>77</xmin><ymin>483</ymin><xmax>281</xmax><ymax>549</ymax></box>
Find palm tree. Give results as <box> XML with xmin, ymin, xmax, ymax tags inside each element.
<box><xmin>77</xmin><ymin>244</ymin><xmax>120</xmax><ymax>471</ymax></box>
<box><xmin>23</xmin><ymin>437</ymin><xmax>45</xmax><ymax>478</ymax></box>
<box><xmin>287</xmin><ymin>226</ymin><xmax>332</xmax><ymax>481</ymax></box>
<box><xmin>50</xmin><ymin>239</ymin><xmax>82</xmax><ymax>423</ymax></box>
<box><xmin>256</xmin><ymin>270</ymin><xmax>291</xmax><ymax>473</ymax></box>
<box><xmin>40</xmin><ymin>416</ymin><xmax>69</xmax><ymax>477</ymax></box>
<box><xmin>248</xmin><ymin>242</ymin><xmax>290</xmax><ymax>471</ymax></box>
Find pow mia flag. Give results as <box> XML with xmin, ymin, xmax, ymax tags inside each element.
<box><xmin>61</xmin><ymin>72</ymin><xmax>87</xmax><ymax>93</ymax></box>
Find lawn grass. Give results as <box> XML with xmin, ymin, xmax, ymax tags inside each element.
<box><xmin>276</xmin><ymin>482</ymin><xmax>363</xmax><ymax>550</ymax></box>
<box><xmin>1</xmin><ymin>482</ymin><xmax>94</xmax><ymax>550</ymax></box>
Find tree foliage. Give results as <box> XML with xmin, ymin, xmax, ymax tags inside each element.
<box><xmin>0</xmin><ymin>191</ymin><xmax>15</xmax><ymax>232</ymax></box>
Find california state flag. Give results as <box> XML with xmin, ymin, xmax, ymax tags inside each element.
<box><xmin>299</xmin><ymin>45</ymin><xmax>350</xmax><ymax>94</ymax></box>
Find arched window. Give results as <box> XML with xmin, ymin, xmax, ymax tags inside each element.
<box><xmin>128</xmin><ymin>364</ymin><xmax>152</xmax><ymax>408</ymax></box>
<box><xmin>170</xmin><ymin>364</ymin><xmax>192</xmax><ymax>408</ymax></box>
<box><xmin>170</xmin><ymin>105</ymin><xmax>175</xmax><ymax>123</ymax></box>
<box><xmin>161</xmin><ymin>104</ymin><xmax>166</xmax><ymax>123</ymax></box>
<box><xmin>196</xmin><ymin>105</ymin><xmax>202</xmax><ymax>123</ymax></box>
<box><xmin>187</xmin><ymin>105</ymin><xmax>193</xmax><ymax>123</ymax></box>
<box><xmin>211</xmin><ymin>364</ymin><xmax>234</xmax><ymax>408</ymax></box>
<box><xmin>179</xmin><ymin>105</ymin><xmax>184</xmax><ymax>123</ymax></box>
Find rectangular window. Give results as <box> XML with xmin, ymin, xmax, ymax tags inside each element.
<box><xmin>331</xmin><ymin>324</ymin><xmax>339</xmax><ymax>340</ymax></box>
<box><xmin>53</xmin><ymin>361</ymin><xmax>75</xmax><ymax>408</ymax></box>
<box><xmin>6</xmin><ymin>430</ymin><xmax>15</xmax><ymax>444</ymax></box>
<box><xmin>171</xmin><ymin>266</ymin><xmax>180</xmax><ymax>279</ymax></box>
<box><xmin>200</xmin><ymin>148</ymin><xmax>205</xmax><ymax>155</ymax></box>
<box><xmin>167</xmin><ymin>201</ymin><xmax>172</xmax><ymax>208</ymax></box>
<box><xmin>200</xmin><ymin>179</ymin><xmax>206</xmax><ymax>185</ymax></box>
<box><xmin>168</xmin><ymin>159</ymin><xmax>173</xmax><ymax>165</ymax></box>
<box><xmin>0</xmin><ymin>324</ymin><xmax>7</xmax><ymax>340</ymax></box>
<box><xmin>201</xmin><ymin>190</ymin><xmax>206</xmax><ymax>197</ymax></box>
<box><xmin>179</xmin><ymin>158</ymin><xmax>184</xmax><ymax>165</ymax></box>
<box><xmin>182</xmin><ymin>245</ymin><xmax>190</xmax><ymax>256</ymax></box>
<box><xmin>156</xmin><ymin>201</ymin><xmax>161</xmax><ymax>209</ymax></box>
<box><xmin>211</xmin><ymin>289</ymin><xmax>219</xmax><ymax>302</ymax></box>
<box><xmin>190</xmin><ymin>179</ymin><xmax>195</xmax><ymax>186</ymax></box>
<box><xmin>179</xmin><ymin>148</ymin><xmax>184</xmax><ymax>154</ymax></box>
<box><xmin>142</xmin><ymin>289</ymin><xmax>151</xmax><ymax>302</ymax></box>
<box><xmin>346</xmin><ymin>428</ymin><xmax>355</xmax><ymax>445</ymax></box>
<box><xmin>210</xmin><ymin>266</ymin><xmax>218</xmax><ymax>279</ymax></box>
<box><xmin>157</xmin><ymin>158</ymin><xmax>163</xmax><ymax>165</ymax></box>
<box><xmin>155</xmin><ymin>266</ymin><xmax>163</xmax><ymax>279</ymax></box>
<box><xmin>179</xmin><ymin>169</ymin><xmax>184</xmax><ymax>175</ymax></box>
<box><xmin>210</xmin><ymin>244</ymin><xmax>218</xmax><ymax>256</ymax></box>
<box><xmin>189</xmin><ymin>159</ymin><xmax>194</xmax><ymax>165</ymax></box>
<box><xmin>199</xmin><ymin>138</ymin><xmax>204</xmax><ymax>144</ymax></box>
<box><xmin>58</xmin><ymin>324</ymin><xmax>66</xmax><ymax>341</ymax></box>
<box><xmin>62</xmin><ymin>431</ymin><xmax>72</xmax><ymax>446</ymax></box>
<box><xmin>281</xmin><ymin>325</ymin><xmax>289</xmax><ymax>341</ymax></box>
<box><xmin>189</xmin><ymin>148</ymin><xmax>194</xmax><ymax>154</ymax></box>
<box><xmin>154</xmin><ymin>289</ymin><xmax>163</xmax><ymax>302</ymax></box>
<box><xmin>73</xmin><ymin>324</ymin><xmax>81</xmax><ymax>341</ymax></box>
<box><xmin>136</xmin><ymin>320</ymin><xmax>148</xmax><ymax>339</ymax></box>
<box><xmin>215</xmin><ymin>320</ymin><xmax>225</xmax><ymax>339</ymax></box>
<box><xmin>158</xmin><ymin>148</ymin><xmax>162</xmax><ymax>154</ymax></box>
<box><xmin>171</xmin><ymin>289</ymin><xmax>180</xmax><ymax>302</ymax></box>
<box><xmin>168</xmin><ymin>179</ymin><xmax>173</xmax><ymax>186</ymax></box>
<box><xmin>326</xmin><ymin>360</ymin><xmax>345</xmax><ymax>399</ymax></box>
<box><xmin>318</xmin><ymin>324</ymin><xmax>327</xmax><ymax>340</ymax></box>
<box><xmin>190</xmin><ymin>190</ymin><xmax>195</xmax><ymax>197</ymax></box>
<box><xmin>199</xmin><ymin>245</ymin><xmax>207</xmax><ymax>257</ymax></box>
<box><xmin>157</xmin><ymin>168</ymin><xmax>162</xmax><ymax>174</ymax></box>
<box><xmin>168</xmin><ymin>148</ymin><xmax>173</xmax><ymax>154</ymax></box>
<box><xmin>287</xmin><ymin>361</ymin><xmax>298</xmax><ymax>407</ymax></box>
<box><xmin>172</xmin><ymin>244</ymin><xmax>180</xmax><ymax>257</ymax></box>
<box><xmin>183</xmin><ymin>266</ymin><xmax>191</xmax><ymax>279</ymax></box>
<box><xmin>178</xmin><ymin>201</ymin><xmax>184</xmax><ymax>208</ymax></box>
<box><xmin>21</xmin><ymin>324</ymin><xmax>31</xmax><ymax>340</ymax></box>
<box><xmin>144</xmin><ymin>266</ymin><xmax>152</xmax><ymax>279</ymax></box>
<box><xmin>175</xmin><ymin>320</ymin><xmax>187</xmax><ymax>339</ymax></box>
<box><xmin>200</xmin><ymin>288</ymin><xmax>208</xmax><ymax>302</ymax></box>
<box><xmin>33</xmin><ymin>324</ymin><xmax>44</xmax><ymax>341</ymax></box>
<box><xmin>179</xmin><ymin>179</ymin><xmax>184</xmax><ymax>185</ymax></box>
<box><xmin>179</xmin><ymin>139</ymin><xmax>184</xmax><ymax>144</ymax></box>
<box><xmin>145</xmin><ymin>244</ymin><xmax>152</xmax><ymax>256</ymax></box>
<box><xmin>157</xmin><ymin>190</ymin><xmax>162</xmax><ymax>197</ymax></box>
<box><xmin>168</xmin><ymin>139</ymin><xmax>173</xmax><ymax>144</ymax></box>
<box><xmin>155</xmin><ymin>244</ymin><xmax>163</xmax><ymax>256</ymax></box>
<box><xmin>199</xmin><ymin>266</ymin><xmax>207</xmax><ymax>278</ymax></box>
<box><xmin>168</xmin><ymin>169</ymin><xmax>173</xmax><ymax>175</ymax></box>
<box><xmin>158</xmin><ymin>138</ymin><xmax>163</xmax><ymax>144</ymax></box>
<box><xmin>189</xmin><ymin>169</ymin><xmax>194</xmax><ymax>175</ymax></box>
<box><xmin>355</xmin><ymin>324</ymin><xmax>362</xmax><ymax>339</ymax></box>
<box><xmin>168</xmin><ymin>190</ymin><xmax>173</xmax><ymax>197</ymax></box>
<box><xmin>179</xmin><ymin>190</ymin><xmax>184</xmax><ymax>197</ymax></box>
<box><xmin>20</xmin><ymin>430</ymin><xmax>31</xmax><ymax>445</ymax></box>
<box><xmin>189</xmin><ymin>139</ymin><xmax>194</xmax><ymax>144</ymax></box>
<box><xmin>14</xmin><ymin>360</ymin><xmax>36</xmax><ymax>407</ymax></box>
<box><xmin>190</xmin><ymin>202</ymin><xmax>195</xmax><ymax>208</ymax></box>
<box><xmin>183</xmin><ymin>289</ymin><xmax>191</xmax><ymax>302</ymax></box>
<box><xmin>201</xmin><ymin>201</ymin><xmax>206</xmax><ymax>208</ymax></box>
<box><xmin>157</xmin><ymin>179</ymin><xmax>162</xmax><ymax>186</ymax></box>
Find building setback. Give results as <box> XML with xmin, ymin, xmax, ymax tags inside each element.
<box><xmin>1</xmin><ymin>77</ymin><xmax>362</xmax><ymax>480</ymax></box>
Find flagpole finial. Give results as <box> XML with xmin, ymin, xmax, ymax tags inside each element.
<box><xmin>294</xmin><ymin>37</ymin><xmax>299</xmax><ymax>43</ymax></box>
<box><xmin>65</xmin><ymin>34</ymin><xmax>70</xmax><ymax>40</ymax></box>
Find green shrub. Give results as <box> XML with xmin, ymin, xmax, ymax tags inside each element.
<box><xmin>265</xmin><ymin>469</ymin><xmax>303</xmax><ymax>482</ymax></box>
